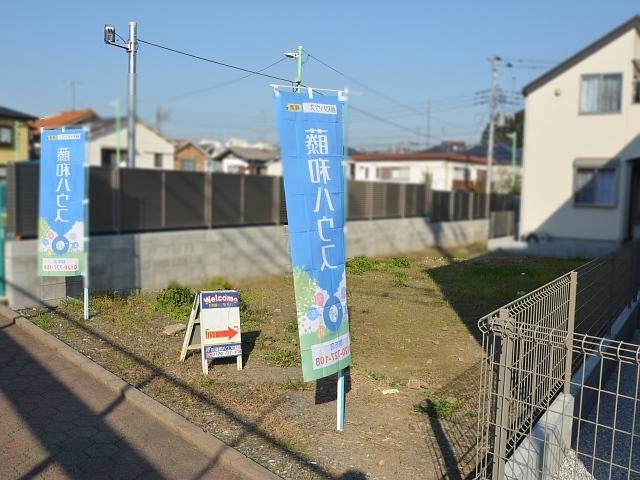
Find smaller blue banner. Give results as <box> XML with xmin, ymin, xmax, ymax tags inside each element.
<box><xmin>38</xmin><ymin>128</ymin><xmax>86</xmax><ymax>276</ymax></box>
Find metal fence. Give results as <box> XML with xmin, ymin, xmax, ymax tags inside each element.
<box><xmin>475</xmin><ymin>240</ymin><xmax>640</xmax><ymax>479</ymax></box>
<box><xmin>6</xmin><ymin>162</ymin><xmax>517</xmax><ymax>239</ymax></box>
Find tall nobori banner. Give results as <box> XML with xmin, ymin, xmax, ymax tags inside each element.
<box><xmin>38</xmin><ymin>129</ymin><xmax>86</xmax><ymax>276</ymax></box>
<box><xmin>275</xmin><ymin>90</ymin><xmax>351</xmax><ymax>382</ymax></box>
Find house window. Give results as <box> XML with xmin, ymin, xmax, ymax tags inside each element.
<box><xmin>154</xmin><ymin>153</ymin><xmax>163</xmax><ymax>168</ymax></box>
<box><xmin>574</xmin><ymin>167</ymin><xmax>616</xmax><ymax>206</ymax></box>
<box><xmin>0</xmin><ymin>126</ymin><xmax>13</xmax><ymax>146</ymax></box>
<box><xmin>580</xmin><ymin>74</ymin><xmax>622</xmax><ymax>113</ymax></box>
<box><xmin>100</xmin><ymin>148</ymin><xmax>127</xmax><ymax>167</ymax></box>
<box><xmin>181</xmin><ymin>158</ymin><xmax>197</xmax><ymax>171</ymax></box>
<box><xmin>390</xmin><ymin>167</ymin><xmax>410</xmax><ymax>181</ymax></box>
<box><xmin>453</xmin><ymin>167</ymin><xmax>469</xmax><ymax>182</ymax></box>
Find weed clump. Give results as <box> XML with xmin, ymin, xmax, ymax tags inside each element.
<box><xmin>263</xmin><ymin>348</ymin><xmax>301</xmax><ymax>367</ymax></box>
<box><xmin>155</xmin><ymin>282</ymin><xmax>196</xmax><ymax>322</ymax></box>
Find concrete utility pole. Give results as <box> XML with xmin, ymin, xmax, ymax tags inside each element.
<box><xmin>127</xmin><ymin>21</ymin><xmax>137</xmax><ymax>168</ymax></box>
<box><xmin>426</xmin><ymin>100</ymin><xmax>431</xmax><ymax>149</ymax></box>
<box><xmin>68</xmin><ymin>80</ymin><xmax>81</xmax><ymax>111</ymax></box>
<box><xmin>486</xmin><ymin>55</ymin><xmax>500</xmax><ymax>213</ymax></box>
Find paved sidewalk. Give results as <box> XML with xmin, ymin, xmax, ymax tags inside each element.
<box><xmin>0</xmin><ymin>315</ymin><xmax>244</xmax><ymax>480</ymax></box>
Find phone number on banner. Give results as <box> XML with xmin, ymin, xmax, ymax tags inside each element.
<box><xmin>311</xmin><ymin>333</ymin><xmax>350</xmax><ymax>370</ymax></box>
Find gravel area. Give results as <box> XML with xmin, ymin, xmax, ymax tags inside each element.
<box><xmin>559</xmin><ymin>330</ymin><xmax>640</xmax><ymax>479</ymax></box>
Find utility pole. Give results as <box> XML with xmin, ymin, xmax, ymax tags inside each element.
<box><xmin>296</xmin><ymin>45</ymin><xmax>303</xmax><ymax>91</ymax></box>
<box><xmin>155</xmin><ymin>104</ymin><xmax>169</xmax><ymax>133</ymax></box>
<box><xmin>110</xmin><ymin>100</ymin><xmax>122</xmax><ymax>167</ymax></box>
<box><xmin>486</xmin><ymin>55</ymin><xmax>500</xmax><ymax>214</ymax></box>
<box><xmin>426</xmin><ymin>100</ymin><xmax>431</xmax><ymax>149</ymax></box>
<box><xmin>285</xmin><ymin>46</ymin><xmax>304</xmax><ymax>92</ymax></box>
<box><xmin>103</xmin><ymin>21</ymin><xmax>137</xmax><ymax>168</ymax></box>
<box><xmin>68</xmin><ymin>80</ymin><xmax>81</xmax><ymax>111</ymax></box>
<box><xmin>127</xmin><ymin>21</ymin><xmax>137</xmax><ymax>168</ymax></box>
<box><xmin>509</xmin><ymin>131</ymin><xmax>517</xmax><ymax>192</ymax></box>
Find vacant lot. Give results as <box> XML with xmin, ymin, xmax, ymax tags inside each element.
<box><xmin>23</xmin><ymin>245</ymin><xmax>583</xmax><ymax>479</ymax></box>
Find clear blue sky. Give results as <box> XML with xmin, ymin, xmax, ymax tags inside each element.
<box><xmin>1</xmin><ymin>1</ymin><xmax>638</xmax><ymax>150</ymax></box>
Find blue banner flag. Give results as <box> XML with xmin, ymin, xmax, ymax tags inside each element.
<box><xmin>275</xmin><ymin>90</ymin><xmax>351</xmax><ymax>381</ymax></box>
<box><xmin>38</xmin><ymin>129</ymin><xmax>86</xmax><ymax>276</ymax></box>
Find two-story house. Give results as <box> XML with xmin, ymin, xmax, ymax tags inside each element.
<box><xmin>0</xmin><ymin>106</ymin><xmax>36</xmax><ymax>165</ymax></box>
<box><xmin>519</xmin><ymin>16</ymin><xmax>640</xmax><ymax>256</ymax></box>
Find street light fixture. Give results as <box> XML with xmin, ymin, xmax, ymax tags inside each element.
<box><xmin>104</xmin><ymin>22</ymin><xmax>137</xmax><ymax>168</ymax></box>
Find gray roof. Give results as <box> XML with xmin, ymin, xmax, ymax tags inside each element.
<box><xmin>0</xmin><ymin>106</ymin><xmax>36</xmax><ymax>121</ymax></box>
<box><xmin>523</xmin><ymin>15</ymin><xmax>640</xmax><ymax>96</ymax></box>
<box><xmin>212</xmin><ymin>146</ymin><xmax>280</xmax><ymax>163</ymax></box>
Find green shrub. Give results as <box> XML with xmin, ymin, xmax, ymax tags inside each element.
<box><xmin>155</xmin><ymin>283</ymin><xmax>196</xmax><ymax>322</ymax></box>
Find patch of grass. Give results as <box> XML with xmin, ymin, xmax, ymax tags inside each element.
<box><xmin>367</xmin><ymin>370</ymin><xmax>387</xmax><ymax>382</ymax></box>
<box><xmin>414</xmin><ymin>392</ymin><xmax>465</xmax><ymax>420</ymax></box>
<box><xmin>32</xmin><ymin>312</ymin><xmax>53</xmax><ymax>330</ymax></box>
<box><xmin>263</xmin><ymin>348</ymin><xmax>300</xmax><ymax>367</ymax></box>
<box><xmin>277</xmin><ymin>378</ymin><xmax>309</xmax><ymax>391</ymax></box>
<box><xmin>155</xmin><ymin>283</ymin><xmax>196</xmax><ymax>322</ymax></box>
<box><xmin>346</xmin><ymin>255</ymin><xmax>410</xmax><ymax>275</ymax></box>
<box><xmin>284</xmin><ymin>318</ymin><xmax>298</xmax><ymax>334</ymax></box>
<box><xmin>388</xmin><ymin>377</ymin><xmax>405</xmax><ymax>388</ymax></box>
<box><xmin>346</xmin><ymin>256</ymin><xmax>376</xmax><ymax>275</ymax></box>
<box><xmin>392</xmin><ymin>270</ymin><xmax>408</xmax><ymax>287</ymax></box>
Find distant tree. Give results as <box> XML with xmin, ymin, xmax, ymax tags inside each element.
<box><xmin>481</xmin><ymin>110</ymin><xmax>524</xmax><ymax>148</ymax></box>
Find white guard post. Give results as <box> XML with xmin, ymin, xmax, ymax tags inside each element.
<box><xmin>83</xmin><ymin>128</ymin><xmax>90</xmax><ymax>320</ymax></box>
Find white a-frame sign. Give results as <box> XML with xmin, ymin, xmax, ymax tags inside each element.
<box><xmin>180</xmin><ymin>290</ymin><xmax>243</xmax><ymax>374</ymax></box>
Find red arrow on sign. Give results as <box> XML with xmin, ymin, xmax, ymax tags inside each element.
<box><xmin>205</xmin><ymin>327</ymin><xmax>239</xmax><ymax>340</ymax></box>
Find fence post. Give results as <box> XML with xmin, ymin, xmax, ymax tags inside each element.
<box><xmin>564</xmin><ymin>271</ymin><xmax>577</xmax><ymax>395</ymax></box>
<box><xmin>468</xmin><ymin>192</ymin><xmax>473</xmax><ymax>221</ymax></box>
<box><xmin>204</xmin><ymin>172</ymin><xmax>212</xmax><ymax>228</ymax></box>
<box><xmin>240</xmin><ymin>175</ymin><xmax>246</xmax><ymax>224</ymax></box>
<box><xmin>493</xmin><ymin>307</ymin><xmax>513</xmax><ymax>480</ymax></box>
<box><xmin>399</xmin><ymin>183</ymin><xmax>406</xmax><ymax>218</ymax></box>
<box><xmin>273</xmin><ymin>176</ymin><xmax>281</xmax><ymax>225</ymax></box>
<box><xmin>160</xmin><ymin>171</ymin><xmax>166</xmax><ymax>228</ymax></box>
<box><xmin>113</xmin><ymin>167</ymin><xmax>121</xmax><ymax>233</ymax></box>
<box><xmin>367</xmin><ymin>182</ymin><xmax>373</xmax><ymax>220</ymax></box>
<box><xmin>448</xmin><ymin>191</ymin><xmax>455</xmax><ymax>221</ymax></box>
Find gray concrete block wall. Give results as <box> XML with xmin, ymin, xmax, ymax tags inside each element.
<box><xmin>6</xmin><ymin>218</ymin><xmax>488</xmax><ymax>309</ymax></box>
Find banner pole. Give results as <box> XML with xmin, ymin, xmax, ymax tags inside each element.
<box><xmin>83</xmin><ymin>128</ymin><xmax>90</xmax><ymax>320</ymax></box>
<box><xmin>337</xmin><ymin>94</ymin><xmax>349</xmax><ymax>432</ymax></box>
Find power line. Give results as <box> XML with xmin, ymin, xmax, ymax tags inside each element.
<box><xmin>141</xmin><ymin>57</ymin><xmax>287</xmax><ymax>103</ymax></box>
<box><xmin>137</xmin><ymin>38</ymin><xmax>294</xmax><ymax>84</ymax></box>
<box><xmin>305</xmin><ymin>50</ymin><xmax>425</xmax><ymax>116</ymax></box>
<box><xmin>349</xmin><ymin>104</ymin><xmax>424</xmax><ymax>136</ymax></box>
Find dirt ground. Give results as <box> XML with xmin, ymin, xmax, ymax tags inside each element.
<box><xmin>23</xmin><ymin>245</ymin><xmax>584</xmax><ymax>479</ymax></box>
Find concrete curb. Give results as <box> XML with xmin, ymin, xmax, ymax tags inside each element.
<box><xmin>1</xmin><ymin>306</ymin><xmax>281</xmax><ymax>480</ymax></box>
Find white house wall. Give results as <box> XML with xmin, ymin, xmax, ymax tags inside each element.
<box><xmin>521</xmin><ymin>28</ymin><xmax>640</xmax><ymax>242</ymax></box>
<box><xmin>88</xmin><ymin>123</ymin><xmax>175</xmax><ymax>169</ymax></box>
<box><xmin>352</xmin><ymin>160</ymin><xmax>485</xmax><ymax>190</ymax></box>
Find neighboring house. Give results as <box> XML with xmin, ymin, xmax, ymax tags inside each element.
<box><xmin>210</xmin><ymin>145</ymin><xmax>280</xmax><ymax>175</ymax></box>
<box><xmin>31</xmin><ymin>110</ymin><xmax>174</xmax><ymax>169</ymax></box>
<box><xmin>31</xmin><ymin>109</ymin><xmax>99</xmax><ymax>157</ymax></box>
<box><xmin>0</xmin><ymin>106</ymin><xmax>37</xmax><ymax>164</ymax></box>
<box><xmin>174</xmin><ymin>141</ymin><xmax>206</xmax><ymax>171</ymax></box>
<box><xmin>519</xmin><ymin>16</ymin><xmax>640</xmax><ymax>255</ymax></box>
<box><xmin>349</xmin><ymin>151</ymin><xmax>487</xmax><ymax>190</ymax></box>
<box><xmin>466</xmin><ymin>143</ymin><xmax>522</xmax><ymax>193</ymax></box>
